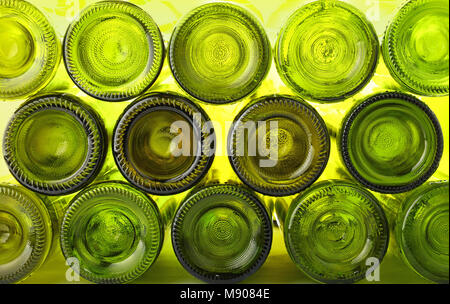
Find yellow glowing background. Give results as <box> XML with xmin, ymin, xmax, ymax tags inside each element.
<box><xmin>0</xmin><ymin>0</ymin><xmax>448</xmax><ymax>284</ymax></box>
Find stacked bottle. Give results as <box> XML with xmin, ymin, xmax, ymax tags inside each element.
<box><xmin>0</xmin><ymin>183</ymin><xmax>67</xmax><ymax>283</ymax></box>
<box><xmin>0</xmin><ymin>0</ymin><xmax>448</xmax><ymax>285</ymax></box>
<box><xmin>0</xmin><ymin>0</ymin><xmax>60</xmax><ymax>99</ymax></box>
<box><xmin>274</xmin><ymin>180</ymin><xmax>389</xmax><ymax>283</ymax></box>
<box><xmin>60</xmin><ymin>181</ymin><xmax>177</xmax><ymax>283</ymax></box>
<box><xmin>171</xmin><ymin>183</ymin><xmax>273</xmax><ymax>283</ymax></box>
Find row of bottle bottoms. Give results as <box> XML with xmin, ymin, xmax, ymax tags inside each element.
<box><xmin>1</xmin><ymin>0</ymin><xmax>448</xmax><ymax>102</ymax></box>
<box><xmin>2</xmin><ymin>91</ymin><xmax>444</xmax><ymax>197</ymax></box>
<box><xmin>0</xmin><ymin>178</ymin><xmax>447</xmax><ymax>284</ymax></box>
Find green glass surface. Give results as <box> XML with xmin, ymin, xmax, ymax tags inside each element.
<box><xmin>228</xmin><ymin>95</ymin><xmax>330</xmax><ymax>196</ymax></box>
<box><xmin>382</xmin><ymin>0</ymin><xmax>449</xmax><ymax>96</ymax></box>
<box><xmin>0</xmin><ymin>0</ymin><xmax>60</xmax><ymax>100</ymax></box>
<box><xmin>171</xmin><ymin>184</ymin><xmax>272</xmax><ymax>283</ymax></box>
<box><xmin>0</xmin><ymin>184</ymin><xmax>52</xmax><ymax>283</ymax></box>
<box><xmin>0</xmin><ymin>0</ymin><xmax>447</xmax><ymax>285</ymax></box>
<box><xmin>396</xmin><ymin>180</ymin><xmax>449</xmax><ymax>283</ymax></box>
<box><xmin>60</xmin><ymin>181</ymin><xmax>164</xmax><ymax>284</ymax></box>
<box><xmin>275</xmin><ymin>0</ymin><xmax>379</xmax><ymax>102</ymax></box>
<box><xmin>113</xmin><ymin>92</ymin><xmax>215</xmax><ymax>195</ymax></box>
<box><xmin>64</xmin><ymin>0</ymin><xmax>164</xmax><ymax>101</ymax></box>
<box><xmin>169</xmin><ymin>2</ymin><xmax>271</xmax><ymax>103</ymax></box>
<box><xmin>283</xmin><ymin>180</ymin><xmax>389</xmax><ymax>283</ymax></box>
<box><xmin>3</xmin><ymin>94</ymin><xmax>106</xmax><ymax>195</ymax></box>
<box><xmin>340</xmin><ymin>92</ymin><xmax>443</xmax><ymax>193</ymax></box>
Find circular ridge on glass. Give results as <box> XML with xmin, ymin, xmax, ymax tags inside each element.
<box><xmin>382</xmin><ymin>0</ymin><xmax>449</xmax><ymax>96</ymax></box>
<box><xmin>275</xmin><ymin>0</ymin><xmax>379</xmax><ymax>102</ymax></box>
<box><xmin>0</xmin><ymin>0</ymin><xmax>60</xmax><ymax>100</ymax></box>
<box><xmin>171</xmin><ymin>184</ymin><xmax>273</xmax><ymax>283</ymax></box>
<box><xmin>113</xmin><ymin>92</ymin><xmax>215</xmax><ymax>195</ymax></box>
<box><xmin>60</xmin><ymin>181</ymin><xmax>164</xmax><ymax>284</ymax></box>
<box><xmin>284</xmin><ymin>180</ymin><xmax>389</xmax><ymax>283</ymax></box>
<box><xmin>63</xmin><ymin>0</ymin><xmax>164</xmax><ymax>101</ymax></box>
<box><xmin>228</xmin><ymin>95</ymin><xmax>330</xmax><ymax>196</ymax></box>
<box><xmin>169</xmin><ymin>2</ymin><xmax>271</xmax><ymax>104</ymax></box>
<box><xmin>3</xmin><ymin>93</ymin><xmax>107</xmax><ymax>195</ymax></box>
<box><xmin>340</xmin><ymin>92</ymin><xmax>443</xmax><ymax>194</ymax></box>
<box><xmin>396</xmin><ymin>180</ymin><xmax>449</xmax><ymax>284</ymax></box>
<box><xmin>0</xmin><ymin>184</ymin><xmax>52</xmax><ymax>283</ymax></box>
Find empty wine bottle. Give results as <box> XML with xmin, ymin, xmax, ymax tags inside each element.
<box><xmin>394</xmin><ymin>180</ymin><xmax>449</xmax><ymax>283</ymax></box>
<box><xmin>0</xmin><ymin>0</ymin><xmax>60</xmax><ymax>99</ymax></box>
<box><xmin>169</xmin><ymin>2</ymin><xmax>271</xmax><ymax>103</ymax></box>
<box><xmin>63</xmin><ymin>0</ymin><xmax>164</xmax><ymax>101</ymax></box>
<box><xmin>340</xmin><ymin>92</ymin><xmax>443</xmax><ymax>193</ymax></box>
<box><xmin>382</xmin><ymin>0</ymin><xmax>449</xmax><ymax>96</ymax></box>
<box><xmin>60</xmin><ymin>181</ymin><xmax>176</xmax><ymax>284</ymax></box>
<box><xmin>113</xmin><ymin>92</ymin><xmax>215</xmax><ymax>195</ymax></box>
<box><xmin>3</xmin><ymin>93</ymin><xmax>107</xmax><ymax>195</ymax></box>
<box><xmin>228</xmin><ymin>95</ymin><xmax>330</xmax><ymax>196</ymax></box>
<box><xmin>275</xmin><ymin>180</ymin><xmax>389</xmax><ymax>283</ymax></box>
<box><xmin>0</xmin><ymin>183</ymin><xmax>64</xmax><ymax>283</ymax></box>
<box><xmin>275</xmin><ymin>0</ymin><xmax>379</xmax><ymax>102</ymax></box>
<box><xmin>171</xmin><ymin>184</ymin><xmax>272</xmax><ymax>283</ymax></box>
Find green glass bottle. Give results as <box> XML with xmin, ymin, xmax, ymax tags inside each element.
<box><xmin>169</xmin><ymin>2</ymin><xmax>271</xmax><ymax>103</ymax></box>
<box><xmin>3</xmin><ymin>93</ymin><xmax>107</xmax><ymax>195</ymax></box>
<box><xmin>171</xmin><ymin>184</ymin><xmax>272</xmax><ymax>283</ymax></box>
<box><xmin>395</xmin><ymin>180</ymin><xmax>449</xmax><ymax>283</ymax></box>
<box><xmin>228</xmin><ymin>95</ymin><xmax>330</xmax><ymax>196</ymax></box>
<box><xmin>0</xmin><ymin>184</ymin><xmax>53</xmax><ymax>283</ymax></box>
<box><xmin>340</xmin><ymin>92</ymin><xmax>443</xmax><ymax>193</ymax></box>
<box><xmin>382</xmin><ymin>0</ymin><xmax>449</xmax><ymax>96</ymax></box>
<box><xmin>60</xmin><ymin>181</ymin><xmax>172</xmax><ymax>284</ymax></box>
<box><xmin>276</xmin><ymin>180</ymin><xmax>389</xmax><ymax>284</ymax></box>
<box><xmin>113</xmin><ymin>92</ymin><xmax>215</xmax><ymax>195</ymax></box>
<box><xmin>63</xmin><ymin>1</ymin><xmax>164</xmax><ymax>101</ymax></box>
<box><xmin>275</xmin><ymin>0</ymin><xmax>379</xmax><ymax>102</ymax></box>
<box><xmin>0</xmin><ymin>0</ymin><xmax>60</xmax><ymax>100</ymax></box>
